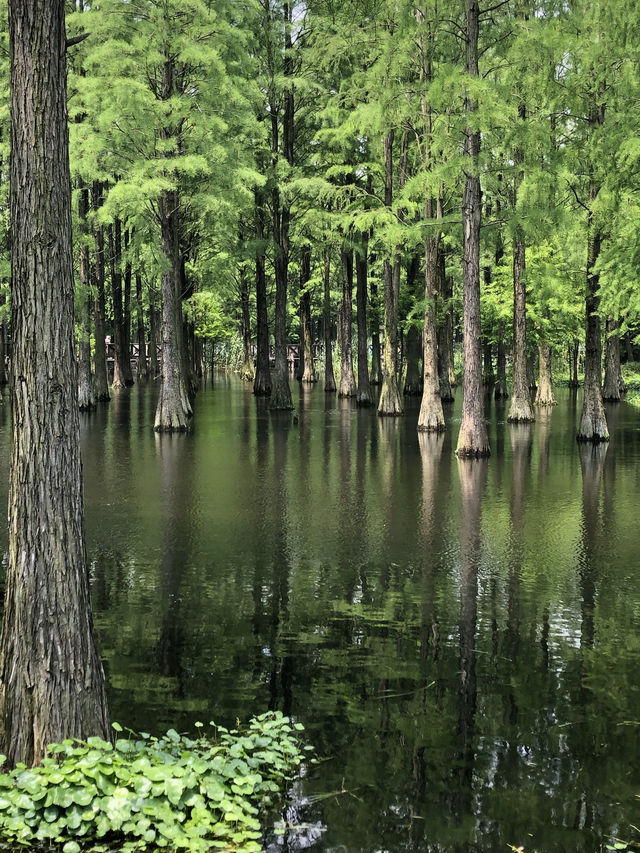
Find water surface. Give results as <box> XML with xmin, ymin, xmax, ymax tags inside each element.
<box><xmin>1</xmin><ymin>379</ymin><xmax>639</xmax><ymax>852</ymax></box>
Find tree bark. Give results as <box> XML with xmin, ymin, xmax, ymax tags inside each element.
<box><xmin>418</xmin><ymin>211</ymin><xmax>445</xmax><ymax>431</ymax></box>
<box><xmin>456</xmin><ymin>0</ymin><xmax>489</xmax><ymax>456</ymax></box>
<box><xmin>338</xmin><ymin>246</ymin><xmax>356</xmax><ymax>397</ymax></box>
<box><xmin>355</xmin><ymin>242</ymin><xmax>372</xmax><ymax>405</ymax></box>
<box><xmin>108</xmin><ymin>220</ymin><xmax>127</xmax><ymax>390</ymax></box>
<box><xmin>494</xmin><ymin>321</ymin><xmax>508</xmax><ymax>399</ymax></box>
<box><xmin>535</xmin><ymin>342</ymin><xmax>556</xmax><ymax>405</ymax></box>
<box><xmin>77</xmin><ymin>181</ymin><xmax>95</xmax><ymax>410</ymax></box>
<box><xmin>482</xmin><ymin>340</ymin><xmax>494</xmax><ymax>385</ymax></box>
<box><xmin>437</xmin><ymin>254</ymin><xmax>454</xmax><ymax>401</ymax></box>
<box><xmin>240</xmin><ymin>262</ymin><xmax>255</xmax><ymax>382</ymax></box>
<box><xmin>121</xmin><ymin>230</ymin><xmax>134</xmax><ymax>386</ymax></box>
<box><xmin>154</xmin><ymin>188</ymin><xmax>192</xmax><ymax>431</ymax></box>
<box><xmin>378</xmin><ymin>130</ymin><xmax>403</xmax><ymax>416</ymax></box>
<box><xmin>323</xmin><ymin>247</ymin><xmax>336</xmax><ymax>392</ymax></box>
<box><xmin>569</xmin><ymin>339</ymin><xmax>579</xmax><ymax>388</ymax></box>
<box><xmin>149</xmin><ymin>296</ymin><xmax>159</xmax><ymax>378</ymax></box>
<box><xmin>602</xmin><ymin>317</ymin><xmax>622</xmax><ymax>400</ymax></box>
<box><xmin>0</xmin><ymin>0</ymin><xmax>110</xmax><ymax>767</ymax></box>
<box><xmin>403</xmin><ymin>256</ymin><xmax>421</xmax><ymax>397</ymax></box>
<box><xmin>91</xmin><ymin>182</ymin><xmax>110</xmax><ymax>400</ymax></box>
<box><xmin>135</xmin><ymin>272</ymin><xmax>148</xmax><ymax>380</ymax></box>
<box><xmin>300</xmin><ymin>245</ymin><xmax>316</xmax><ymax>383</ymax></box>
<box><xmin>369</xmin><ymin>272</ymin><xmax>382</xmax><ymax>386</ymax></box>
<box><xmin>253</xmin><ymin>191</ymin><xmax>271</xmax><ymax>395</ymax></box>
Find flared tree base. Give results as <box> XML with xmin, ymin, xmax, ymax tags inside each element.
<box><xmin>377</xmin><ymin>374</ymin><xmax>404</xmax><ymax>416</ymax></box>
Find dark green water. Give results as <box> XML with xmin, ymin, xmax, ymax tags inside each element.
<box><xmin>1</xmin><ymin>378</ymin><xmax>639</xmax><ymax>852</ymax></box>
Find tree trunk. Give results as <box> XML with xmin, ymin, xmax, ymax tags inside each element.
<box><xmin>418</xmin><ymin>230</ymin><xmax>445</xmax><ymax>431</ymax></box>
<box><xmin>77</xmin><ymin>181</ymin><xmax>95</xmax><ymax>410</ymax></box>
<box><xmin>149</xmin><ymin>296</ymin><xmax>159</xmax><ymax>378</ymax></box>
<box><xmin>437</xmin><ymin>254</ymin><xmax>454</xmax><ymax>401</ymax></box>
<box><xmin>299</xmin><ymin>245</ymin><xmax>316</xmax><ymax>383</ymax></box>
<box><xmin>0</xmin><ymin>306</ymin><xmax>6</xmax><ymax>386</ymax></box>
<box><xmin>624</xmin><ymin>330</ymin><xmax>634</xmax><ymax>363</ymax></box>
<box><xmin>338</xmin><ymin>246</ymin><xmax>356</xmax><ymax>397</ymax></box>
<box><xmin>508</xmin><ymin>237</ymin><xmax>535</xmax><ymax>422</ymax></box>
<box><xmin>577</xmin><ymin>91</ymin><xmax>608</xmax><ymax>442</ymax></box>
<box><xmin>403</xmin><ymin>255</ymin><xmax>421</xmax><ymax>397</ymax></box>
<box><xmin>108</xmin><ymin>220</ymin><xmax>128</xmax><ymax>390</ymax></box>
<box><xmin>355</xmin><ymin>243</ymin><xmax>372</xmax><ymax>405</ymax></box>
<box><xmin>323</xmin><ymin>247</ymin><xmax>336</xmax><ymax>392</ymax></box>
<box><xmin>378</xmin><ymin>130</ymin><xmax>403</xmax><ymax>416</ymax></box>
<box><xmin>602</xmin><ymin>317</ymin><xmax>622</xmax><ymax>400</ymax></box>
<box><xmin>253</xmin><ymin>192</ymin><xmax>271</xmax><ymax>395</ymax></box>
<box><xmin>569</xmin><ymin>340</ymin><xmax>579</xmax><ymax>387</ymax></box>
<box><xmin>135</xmin><ymin>272</ymin><xmax>148</xmax><ymax>380</ymax></box>
<box><xmin>154</xmin><ymin>189</ymin><xmax>192</xmax><ymax>431</ymax></box>
<box><xmin>240</xmin><ymin>263</ymin><xmax>255</xmax><ymax>382</ymax></box>
<box><xmin>122</xmin><ymin>230</ymin><xmax>134</xmax><ymax>386</ymax></box>
<box><xmin>494</xmin><ymin>321</ymin><xmax>508</xmax><ymax>399</ymax></box>
<box><xmin>482</xmin><ymin>340</ymin><xmax>494</xmax><ymax>385</ymax></box>
<box><xmin>456</xmin><ymin>0</ymin><xmax>489</xmax><ymax>456</ymax></box>
<box><xmin>91</xmin><ymin>183</ymin><xmax>110</xmax><ymax>401</ymax></box>
<box><xmin>535</xmin><ymin>343</ymin><xmax>555</xmax><ymax>405</ymax></box>
<box><xmin>0</xmin><ymin>0</ymin><xmax>110</xmax><ymax>767</ymax></box>
<box><xmin>369</xmin><ymin>273</ymin><xmax>382</xmax><ymax>386</ymax></box>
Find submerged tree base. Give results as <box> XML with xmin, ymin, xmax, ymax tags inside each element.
<box><xmin>377</xmin><ymin>375</ymin><xmax>403</xmax><ymax>416</ymax></box>
<box><xmin>0</xmin><ymin>713</ymin><xmax>307</xmax><ymax>853</ymax></box>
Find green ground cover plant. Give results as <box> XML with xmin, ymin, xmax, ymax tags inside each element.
<box><xmin>0</xmin><ymin>712</ymin><xmax>308</xmax><ymax>853</ymax></box>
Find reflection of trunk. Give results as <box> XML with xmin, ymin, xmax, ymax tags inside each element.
<box><xmin>456</xmin><ymin>0</ymin><xmax>488</xmax><ymax>455</ymax></box>
<box><xmin>253</xmin><ymin>192</ymin><xmax>271</xmax><ymax>396</ymax></box>
<box><xmin>578</xmin><ymin>443</ymin><xmax>607</xmax><ymax>650</ymax></box>
<box><xmin>507</xmin><ymin>424</ymin><xmax>532</xmax><ymax>657</ymax></box>
<box><xmin>602</xmin><ymin>317</ymin><xmax>623</xmax><ymax>400</ymax></box>
<box><xmin>300</xmin><ymin>245</ymin><xmax>317</xmax><ymax>383</ymax></box>
<box><xmin>452</xmin><ymin>457</ymin><xmax>487</xmax><ymax>823</ymax></box>
<box><xmin>355</xmin><ymin>244</ymin><xmax>372</xmax><ymax>405</ymax></box>
<box><xmin>323</xmin><ymin>248</ymin><xmax>336</xmax><ymax>392</ymax></box>
<box><xmin>338</xmin><ymin>246</ymin><xmax>356</xmax><ymax>397</ymax></box>
<box><xmin>535</xmin><ymin>342</ymin><xmax>555</xmax><ymax>405</ymax></box>
<box><xmin>418</xmin><ymin>432</ymin><xmax>445</xmax><ymax>662</ymax></box>
<box><xmin>378</xmin><ymin>130</ymin><xmax>403</xmax><ymax>415</ymax></box>
<box><xmin>494</xmin><ymin>322</ymin><xmax>508</xmax><ymax>399</ymax></box>
<box><xmin>77</xmin><ymin>181</ymin><xmax>95</xmax><ymax>410</ymax></box>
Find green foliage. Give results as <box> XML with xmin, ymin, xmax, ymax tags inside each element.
<box><xmin>0</xmin><ymin>713</ymin><xmax>308</xmax><ymax>853</ymax></box>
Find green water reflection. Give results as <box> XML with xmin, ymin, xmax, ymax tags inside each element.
<box><xmin>1</xmin><ymin>379</ymin><xmax>639</xmax><ymax>852</ymax></box>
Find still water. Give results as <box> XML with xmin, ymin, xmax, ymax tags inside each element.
<box><xmin>1</xmin><ymin>378</ymin><xmax>639</xmax><ymax>852</ymax></box>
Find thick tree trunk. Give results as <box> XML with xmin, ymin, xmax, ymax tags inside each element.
<box><xmin>378</xmin><ymin>130</ymin><xmax>403</xmax><ymax>416</ymax></box>
<box><xmin>494</xmin><ymin>322</ymin><xmax>508</xmax><ymax>399</ymax></box>
<box><xmin>355</xmin><ymin>244</ymin><xmax>372</xmax><ymax>405</ymax></box>
<box><xmin>154</xmin><ymin>189</ymin><xmax>192</xmax><ymax>431</ymax></box>
<box><xmin>338</xmin><ymin>246</ymin><xmax>356</xmax><ymax>397</ymax></box>
<box><xmin>418</xmin><ymin>231</ymin><xmax>445</xmax><ymax>431</ymax></box>
<box><xmin>535</xmin><ymin>342</ymin><xmax>556</xmax><ymax>405</ymax></box>
<box><xmin>108</xmin><ymin>220</ymin><xmax>128</xmax><ymax>390</ymax></box>
<box><xmin>135</xmin><ymin>272</ymin><xmax>148</xmax><ymax>380</ymax></box>
<box><xmin>253</xmin><ymin>193</ymin><xmax>271</xmax><ymax>395</ymax></box>
<box><xmin>299</xmin><ymin>245</ymin><xmax>316</xmax><ymax>383</ymax></box>
<box><xmin>148</xmin><ymin>296</ymin><xmax>159</xmax><ymax>378</ymax></box>
<box><xmin>369</xmin><ymin>274</ymin><xmax>382</xmax><ymax>386</ymax></box>
<box><xmin>456</xmin><ymin>0</ymin><xmax>489</xmax><ymax>456</ymax></box>
<box><xmin>91</xmin><ymin>183</ymin><xmax>110</xmax><ymax>401</ymax></box>
<box><xmin>77</xmin><ymin>182</ymin><xmax>95</xmax><ymax>410</ymax></box>
<box><xmin>323</xmin><ymin>248</ymin><xmax>336</xmax><ymax>392</ymax></box>
<box><xmin>602</xmin><ymin>317</ymin><xmax>622</xmax><ymax>400</ymax></box>
<box><xmin>240</xmin><ymin>264</ymin><xmax>255</xmax><ymax>382</ymax></box>
<box><xmin>508</xmin><ymin>238</ymin><xmax>535</xmax><ymax>422</ymax></box>
<box><xmin>0</xmin><ymin>0</ymin><xmax>110</xmax><ymax>767</ymax></box>
<box><xmin>437</xmin><ymin>254</ymin><xmax>454</xmax><ymax>402</ymax></box>
<box><xmin>403</xmin><ymin>255</ymin><xmax>422</xmax><ymax>397</ymax></box>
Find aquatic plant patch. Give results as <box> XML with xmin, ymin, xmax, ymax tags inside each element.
<box><xmin>0</xmin><ymin>711</ymin><xmax>308</xmax><ymax>852</ymax></box>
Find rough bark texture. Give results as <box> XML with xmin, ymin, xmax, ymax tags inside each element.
<box><xmin>323</xmin><ymin>248</ymin><xmax>336</xmax><ymax>392</ymax></box>
<box><xmin>77</xmin><ymin>182</ymin><xmax>95</xmax><ymax>410</ymax></box>
<box><xmin>378</xmin><ymin>131</ymin><xmax>403</xmax><ymax>416</ymax></box>
<box><xmin>121</xmin><ymin>231</ymin><xmax>134</xmax><ymax>386</ymax></box>
<box><xmin>154</xmin><ymin>188</ymin><xmax>192</xmax><ymax>431</ymax></box>
<box><xmin>253</xmin><ymin>192</ymin><xmax>271</xmax><ymax>396</ymax></box>
<box><xmin>148</xmin><ymin>298</ymin><xmax>159</xmax><ymax>378</ymax></box>
<box><xmin>602</xmin><ymin>317</ymin><xmax>622</xmax><ymax>401</ymax></box>
<box><xmin>535</xmin><ymin>342</ymin><xmax>555</xmax><ymax>406</ymax></box>
<box><xmin>299</xmin><ymin>245</ymin><xmax>316</xmax><ymax>383</ymax></box>
<box><xmin>91</xmin><ymin>183</ymin><xmax>110</xmax><ymax>400</ymax></box>
<box><xmin>0</xmin><ymin>0</ymin><xmax>110</xmax><ymax>767</ymax></box>
<box><xmin>508</xmin><ymin>238</ymin><xmax>535</xmax><ymax>422</ymax></box>
<box><xmin>494</xmin><ymin>322</ymin><xmax>508</xmax><ymax>399</ymax></box>
<box><xmin>338</xmin><ymin>247</ymin><xmax>356</xmax><ymax>397</ymax></box>
<box><xmin>437</xmin><ymin>256</ymin><xmax>454</xmax><ymax>402</ymax></box>
<box><xmin>355</xmin><ymin>245</ymin><xmax>372</xmax><ymax>405</ymax></box>
<box><xmin>135</xmin><ymin>273</ymin><xmax>148</xmax><ymax>380</ymax></box>
<box><xmin>456</xmin><ymin>0</ymin><xmax>489</xmax><ymax>456</ymax></box>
